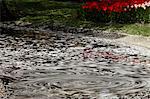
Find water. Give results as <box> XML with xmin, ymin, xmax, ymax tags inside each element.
<box><xmin>0</xmin><ymin>30</ymin><xmax>150</xmax><ymax>99</ymax></box>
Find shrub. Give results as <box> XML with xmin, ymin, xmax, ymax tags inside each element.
<box><xmin>81</xmin><ymin>0</ymin><xmax>150</xmax><ymax>23</ymax></box>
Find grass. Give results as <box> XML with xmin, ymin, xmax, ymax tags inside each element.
<box><xmin>93</xmin><ymin>23</ymin><xmax>150</xmax><ymax>36</ymax></box>
<box><xmin>121</xmin><ymin>24</ymin><xmax>150</xmax><ymax>36</ymax></box>
<box><xmin>6</xmin><ymin>0</ymin><xmax>150</xmax><ymax>36</ymax></box>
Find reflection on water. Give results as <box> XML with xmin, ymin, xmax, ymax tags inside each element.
<box><xmin>0</xmin><ymin>30</ymin><xmax>150</xmax><ymax>99</ymax></box>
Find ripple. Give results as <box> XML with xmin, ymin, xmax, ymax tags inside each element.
<box><xmin>9</xmin><ymin>71</ymin><xmax>149</xmax><ymax>98</ymax></box>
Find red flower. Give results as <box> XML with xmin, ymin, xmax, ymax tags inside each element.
<box><xmin>82</xmin><ymin>0</ymin><xmax>149</xmax><ymax>13</ymax></box>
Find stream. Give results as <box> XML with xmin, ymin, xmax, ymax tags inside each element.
<box><xmin>0</xmin><ymin>30</ymin><xmax>150</xmax><ymax>99</ymax></box>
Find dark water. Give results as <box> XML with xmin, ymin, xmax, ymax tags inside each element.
<box><xmin>0</xmin><ymin>30</ymin><xmax>150</xmax><ymax>99</ymax></box>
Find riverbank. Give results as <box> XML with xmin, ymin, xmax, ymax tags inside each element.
<box><xmin>2</xmin><ymin>0</ymin><xmax>150</xmax><ymax>36</ymax></box>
